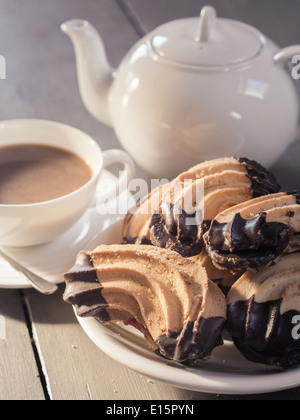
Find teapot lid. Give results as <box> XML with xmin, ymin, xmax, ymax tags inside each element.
<box><xmin>149</xmin><ymin>6</ymin><xmax>265</xmax><ymax>69</ymax></box>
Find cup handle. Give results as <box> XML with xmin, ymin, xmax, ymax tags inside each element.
<box><xmin>96</xmin><ymin>149</ymin><xmax>135</xmax><ymax>204</ymax></box>
<box><xmin>273</xmin><ymin>45</ymin><xmax>300</xmax><ymax>65</ymax></box>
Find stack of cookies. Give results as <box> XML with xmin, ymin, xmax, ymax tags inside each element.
<box><xmin>64</xmin><ymin>157</ymin><xmax>300</xmax><ymax>368</ymax></box>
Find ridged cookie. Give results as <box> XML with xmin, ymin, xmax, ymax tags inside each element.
<box><xmin>148</xmin><ymin>157</ymin><xmax>281</xmax><ymax>257</ymax></box>
<box><xmin>189</xmin><ymin>251</ymin><xmax>241</xmax><ymax>296</ymax></box>
<box><xmin>64</xmin><ymin>245</ymin><xmax>227</xmax><ymax>365</ymax></box>
<box><xmin>205</xmin><ymin>192</ymin><xmax>300</xmax><ymax>271</ymax></box>
<box><xmin>226</xmin><ymin>252</ymin><xmax>300</xmax><ymax>367</ymax></box>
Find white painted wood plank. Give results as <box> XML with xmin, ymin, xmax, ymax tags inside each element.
<box><xmin>0</xmin><ymin>290</ymin><xmax>45</xmax><ymax>400</ymax></box>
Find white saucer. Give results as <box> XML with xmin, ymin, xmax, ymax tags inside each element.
<box><xmin>0</xmin><ymin>170</ymin><xmax>127</xmax><ymax>289</ymax></box>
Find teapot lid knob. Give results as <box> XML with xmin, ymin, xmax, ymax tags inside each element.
<box><xmin>195</xmin><ymin>6</ymin><xmax>217</xmax><ymax>42</ymax></box>
<box><xmin>149</xmin><ymin>6</ymin><xmax>264</xmax><ymax>68</ymax></box>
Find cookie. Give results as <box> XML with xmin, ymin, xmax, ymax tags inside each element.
<box><xmin>189</xmin><ymin>251</ymin><xmax>241</xmax><ymax>296</ymax></box>
<box><xmin>205</xmin><ymin>192</ymin><xmax>300</xmax><ymax>271</ymax></box>
<box><xmin>148</xmin><ymin>157</ymin><xmax>281</xmax><ymax>257</ymax></box>
<box><xmin>226</xmin><ymin>252</ymin><xmax>300</xmax><ymax>367</ymax></box>
<box><xmin>64</xmin><ymin>244</ymin><xmax>227</xmax><ymax>365</ymax></box>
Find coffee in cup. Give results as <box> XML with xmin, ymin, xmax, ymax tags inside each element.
<box><xmin>0</xmin><ymin>119</ymin><xmax>135</xmax><ymax>247</ymax></box>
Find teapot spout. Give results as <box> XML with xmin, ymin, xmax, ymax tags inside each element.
<box><xmin>61</xmin><ymin>20</ymin><xmax>115</xmax><ymax>127</ymax></box>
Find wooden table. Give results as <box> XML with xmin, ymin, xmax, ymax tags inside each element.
<box><xmin>1</xmin><ymin>0</ymin><xmax>300</xmax><ymax>400</ymax></box>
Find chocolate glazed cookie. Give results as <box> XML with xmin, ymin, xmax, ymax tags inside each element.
<box><xmin>64</xmin><ymin>245</ymin><xmax>227</xmax><ymax>365</ymax></box>
<box><xmin>148</xmin><ymin>157</ymin><xmax>281</xmax><ymax>257</ymax></box>
<box><xmin>205</xmin><ymin>192</ymin><xmax>300</xmax><ymax>271</ymax></box>
<box><xmin>226</xmin><ymin>252</ymin><xmax>300</xmax><ymax>367</ymax></box>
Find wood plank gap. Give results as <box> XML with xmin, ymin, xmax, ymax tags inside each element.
<box><xmin>18</xmin><ymin>290</ymin><xmax>51</xmax><ymax>401</ymax></box>
<box><xmin>115</xmin><ymin>0</ymin><xmax>148</xmax><ymax>37</ymax></box>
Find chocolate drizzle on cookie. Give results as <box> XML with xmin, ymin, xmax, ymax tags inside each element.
<box><xmin>207</xmin><ymin>212</ymin><xmax>289</xmax><ymax>252</ymax></box>
<box><xmin>149</xmin><ymin>207</ymin><xmax>204</xmax><ymax>257</ymax></box>
<box><xmin>226</xmin><ymin>252</ymin><xmax>300</xmax><ymax>367</ymax></box>
<box><xmin>64</xmin><ymin>251</ymin><xmax>110</xmax><ymax>322</ymax></box>
<box><xmin>157</xmin><ymin>317</ymin><xmax>225</xmax><ymax>365</ymax></box>
<box><xmin>227</xmin><ymin>298</ymin><xmax>300</xmax><ymax>367</ymax></box>
<box><xmin>205</xmin><ymin>192</ymin><xmax>300</xmax><ymax>271</ymax></box>
<box><xmin>237</xmin><ymin>157</ymin><xmax>281</xmax><ymax>197</ymax></box>
<box><xmin>206</xmin><ymin>213</ymin><xmax>290</xmax><ymax>271</ymax></box>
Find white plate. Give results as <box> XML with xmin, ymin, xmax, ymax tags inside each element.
<box><xmin>77</xmin><ymin>315</ymin><xmax>300</xmax><ymax>396</ymax></box>
<box><xmin>0</xmin><ymin>170</ymin><xmax>127</xmax><ymax>289</ymax></box>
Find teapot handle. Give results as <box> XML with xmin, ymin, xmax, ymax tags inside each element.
<box><xmin>273</xmin><ymin>45</ymin><xmax>300</xmax><ymax>65</ymax></box>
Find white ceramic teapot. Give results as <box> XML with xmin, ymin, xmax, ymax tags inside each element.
<box><xmin>62</xmin><ymin>6</ymin><xmax>300</xmax><ymax>178</ymax></box>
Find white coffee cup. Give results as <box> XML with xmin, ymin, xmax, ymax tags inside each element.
<box><xmin>0</xmin><ymin>119</ymin><xmax>135</xmax><ymax>247</ymax></box>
